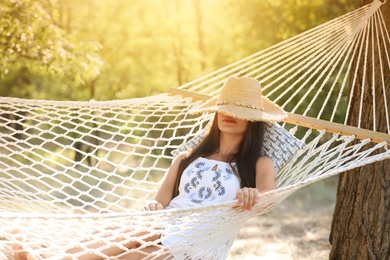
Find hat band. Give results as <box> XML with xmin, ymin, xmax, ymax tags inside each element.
<box><xmin>216</xmin><ymin>100</ymin><xmax>264</xmax><ymax>111</ymax></box>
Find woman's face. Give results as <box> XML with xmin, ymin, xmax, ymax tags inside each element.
<box><xmin>217</xmin><ymin>112</ymin><xmax>248</xmax><ymax>136</ymax></box>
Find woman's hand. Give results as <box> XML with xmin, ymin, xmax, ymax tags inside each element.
<box><xmin>235</xmin><ymin>187</ymin><xmax>259</xmax><ymax>211</ymax></box>
<box><xmin>143</xmin><ymin>201</ymin><xmax>164</xmax><ymax>211</ymax></box>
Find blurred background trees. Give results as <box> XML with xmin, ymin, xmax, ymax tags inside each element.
<box><xmin>1</xmin><ymin>0</ymin><xmax>358</xmax><ymax>101</ymax></box>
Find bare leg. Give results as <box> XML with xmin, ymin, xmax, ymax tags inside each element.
<box><xmin>8</xmin><ymin>230</ymin><xmax>40</xmax><ymax>260</ymax></box>
<box><xmin>117</xmin><ymin>245</ymin><xmax>172</xmax><ymax>260</ymax></box>
<box><xmin>64</xmin><ymin>232</ymin><xmax>162</xmax><ymax>260</ymax></box>
<box><xmin>9</xmin><ymin>243</ymin><xmax>29</xmax><ymax>260</ymax></box>
<box><xmin>10</xmin><ymin>230</ymin><xmax>163</xmax><ymax>260</ymax></box>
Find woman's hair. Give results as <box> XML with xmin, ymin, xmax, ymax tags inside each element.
<box><xmin>173</xmin><ymin>113</ymin><xmax>265</xmax><ymax>198</ymax></box>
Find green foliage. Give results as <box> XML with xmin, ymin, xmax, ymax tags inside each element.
<box><xmin>0</xmin><ymin>0</ymin><xmax>357</xmax><ymax>101</ymax></box>
<box><xmin>0</xmin><ymin>0</ymin><xmax>101</xmax><ymax>100</ymax></box>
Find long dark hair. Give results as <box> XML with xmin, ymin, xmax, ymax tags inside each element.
<box><xmin>173</xmin><ymin>114</ymin><xmax>265</xmax><ymax>198</ymax></box>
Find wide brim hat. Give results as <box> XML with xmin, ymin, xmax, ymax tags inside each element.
<box><xmin>190</xmin><ymin>76</ymin><xmax>287</xmax><ymax>122</ymax></box>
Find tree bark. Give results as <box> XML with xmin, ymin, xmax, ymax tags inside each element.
<box><xmin>329</xmin><ymin>1</ymin><xmax>390</xmax><ymax>259</ymax></box>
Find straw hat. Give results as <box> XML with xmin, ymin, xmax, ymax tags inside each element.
<box><xmin>191</xmin><ymin>76</ymin><xmax>287</xmax><ymax>122</ymax></box>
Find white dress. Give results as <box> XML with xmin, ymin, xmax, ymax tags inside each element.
<box><xmin>161</xmin><ymin>157</ymin><xmax>241</xmax><ymax>259</ymax></box>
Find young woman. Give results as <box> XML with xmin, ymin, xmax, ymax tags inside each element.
<box><xmin>11</xmin><ymin>76</ymin><xmax>287</xmax><ymax>260</ymax></box>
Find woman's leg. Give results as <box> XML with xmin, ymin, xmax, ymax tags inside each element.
<box><xmin>9</xmin><ymin>243</ymin><xmax>29</xmax><ymax>260</ymax></box>
<box><xmin>8</xmin><ymin>230</ymin><xmax>42</xmax><ymax>260</ymax></box>
<box><xmin>11</xmin><ymin>230</ymin><xmax>163</xmax><ymax>260</ymax></box>
<box><xmin>117</xmin><ymin>245</ymin><xmax>172</xmax><ymax>260</ymax></box>
<box><xmin>64</xmin><ymin>232</ymin><xmax>162</xmax><ymax>260</ymax></box>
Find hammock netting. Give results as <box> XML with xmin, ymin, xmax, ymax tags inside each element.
<box><xmin>1</xmin><ymin>0</ymin><xmax>390</xmax><ymax>259</ymax></box>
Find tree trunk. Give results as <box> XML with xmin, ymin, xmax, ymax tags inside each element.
<box><xmin>329</xmin><ymin>1</ymin><xmax>390</xmax><ymax>259</ymax></box>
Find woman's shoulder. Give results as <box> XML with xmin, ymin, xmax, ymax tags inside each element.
<box><xmin>171</xmin><ymin>151</ymin><xmax>192</xmax><ymax>165</ymax></box>
<box><xmin>256</xmin><ymin>156</ymin><xmax>275</xmax><ymax>170</ymax></box>
<box><xmin>256</xmin><ymin>156</ymin><xmax>273</xmax><ymax>163</ymax></box>
<box><xmin>175</xmin><ymin>151</ymin><xmax>191</xmax><ymax>161</ymax></box>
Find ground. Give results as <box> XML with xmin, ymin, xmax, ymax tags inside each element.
<box><xmin>228</xmin><ymin>176</ymin><xmax>338</xmax><ymax>260</ymax></box>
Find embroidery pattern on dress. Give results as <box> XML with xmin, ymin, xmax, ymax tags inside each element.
<box><xmin>181</xmin><ymin>158</ymin><xmax>235</xmax><ymax>205</ymax></box>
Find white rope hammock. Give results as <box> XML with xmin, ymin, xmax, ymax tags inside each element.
<box><xmin>1</xmin><ymin>0</ymin><xmax>390</xmax><ymax>259</ymax></box>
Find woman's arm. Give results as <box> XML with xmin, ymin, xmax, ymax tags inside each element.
<box><xmin>236</xmin><ymin>156</ymin><xmax>276</xmax><ymax>211</ymax></box>
<box><xmin>145</xmin><ymin>153</ymin><xmax>186</xmax><ymax>210</ymax></box>
<box><xmin>254</xmin><ymin>156</ymin><xmax>276</xmax><ymax>193</ymax></box>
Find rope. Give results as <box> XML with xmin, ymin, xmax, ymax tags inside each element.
<box><xmin>1</xmin><ymin>1</ymin><xmax>390</xmax><ymax>259</ymax></box>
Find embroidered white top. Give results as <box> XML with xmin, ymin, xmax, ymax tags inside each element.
<box><xmin>166</xmin><ymin>157</ymin><xmax>240</xmax><ymax>209</ymax></box>
<box><xmin>162</xmin><ymin>157</ymin><xmax>241</xmax><ymax>259</ymax></box>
